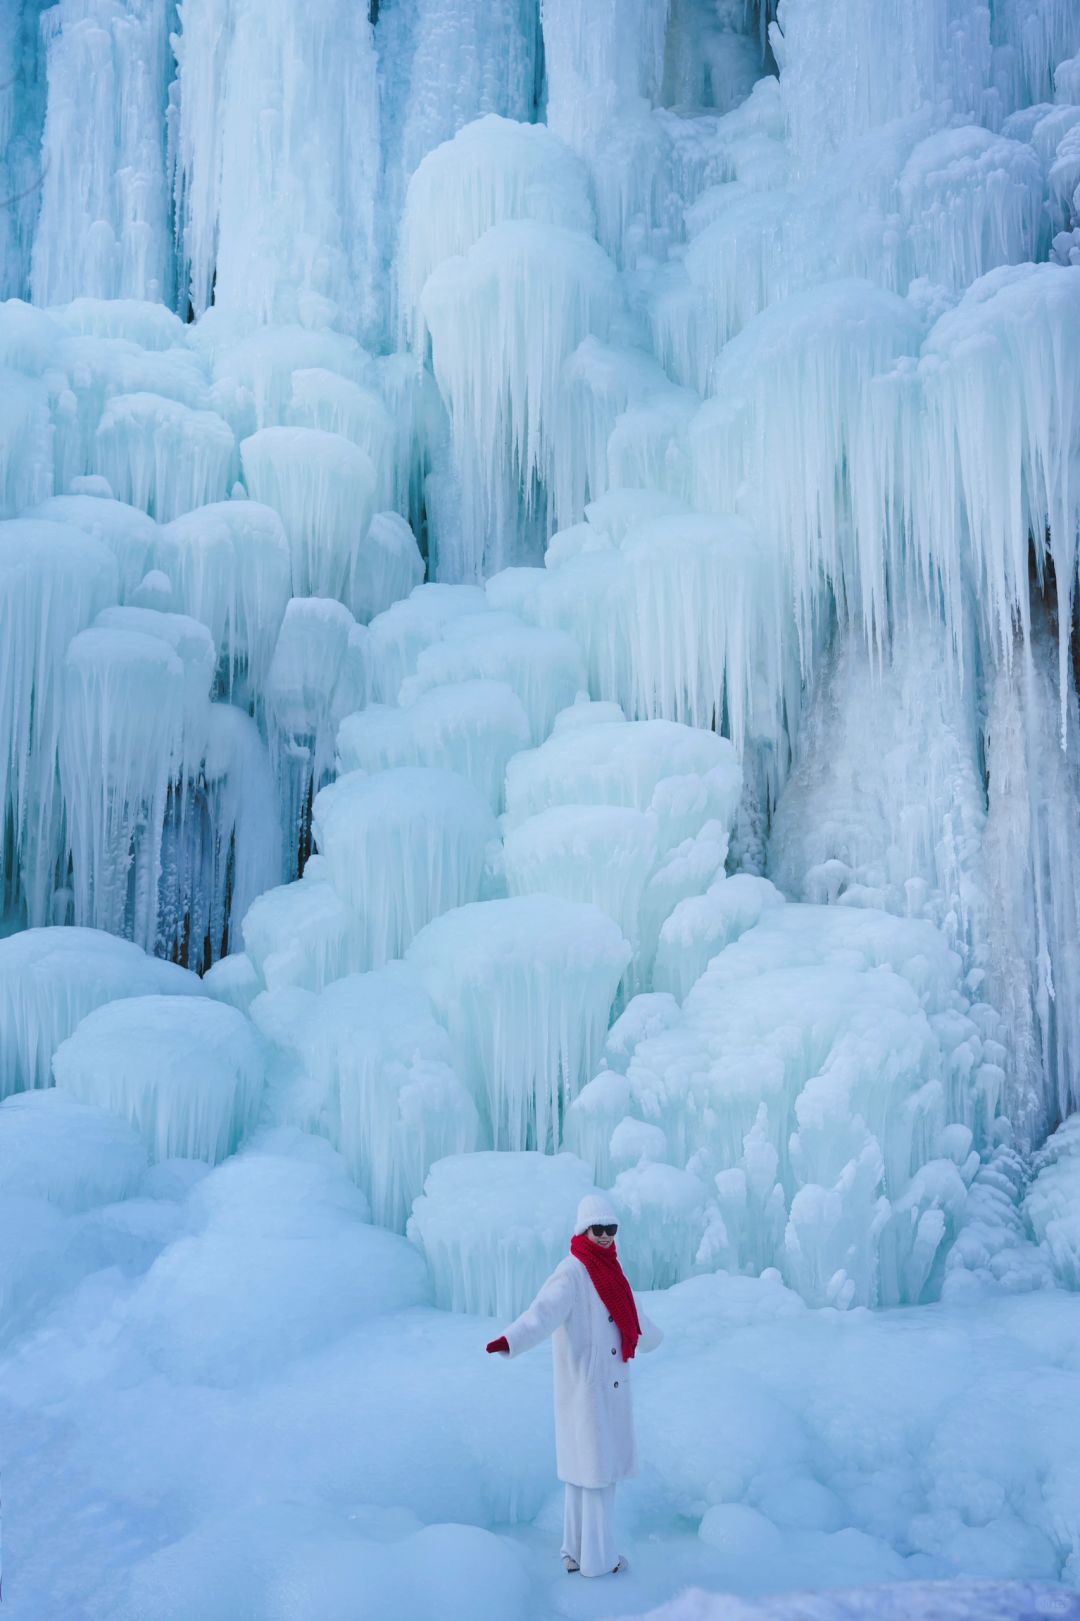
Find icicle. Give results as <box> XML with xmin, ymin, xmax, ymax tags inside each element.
<box><xmin>301</xmin><ymin>964</ymin><xmax>480</xmax><ymax>1232</ymax></box>
<box><xmin>689</xmin><ymin>278</ymin><xmax>924</xmax><ymax>664</ymax></box>
<box><xmin>364</xmin><ymin>583</ymin><xmax>487</xmax><ymax>703</ymax></box>
<box><xmin>178</xmin><ymin>703</ymin><xmax>283</xmax><ymax>970</ymax></box>
<box><xmin>898</xmin><ymin>127</ymin><xmax>1044</xmax><ymax>289</ymax></box>
<box><xmin>240</xmin><ymin>427</ymin><xmax>377</xmax><ymax>600</ymax></box>
<box><xmin>209</xmin><ymin>324</ymin><xmax>372</xmax><ymax>441</ymax></box>
<box><xmin>288</xmin><ymin>371</ymin><xmax>396</xmax><ymax>510</ymax></box>
<box><xmin>52</xmin><ymin>994</ymin><xmax>264</xmax><ymax>1164</ymax></box>
<box><xmin>337</xmin><ymin>679</ymin><xmax>530</xmax><ymax>812</ymax></box>
<box><xmin>503</xmin><ymin>804</ymin><xmax>660</xmax><ymax>965</ymax></box>
<box><xmin>904</xmin><ymin>264</ymin><xmax>1080</xmax><ymax>737</ymax></box>
<box><xmin>264</xmin><ymin>597</ymin><xmax>368</xmax><ymax>877</ymax></box>
<box><xmin>774</xmin><ymin>0</ymin><xmax>994</xmax><ymax>172</ymax></box>
<box><xmin>174</xmin><ymin>0</ymin><xmax>381</xmax><ymax>335</ymax></box>
<box><xmin>94</xmin><ymin>392</ymin><xmax>236</xmax><ymax>521</ymax></box>
<box><xmin>381</xmin><ymin>0</ymin><xmax>544</xmax><ymax>273</ymax></box>
<box><xmin>408</xmin><ymin>1150</ymin><xmax>597</xmax><ymax>1316</ymax></box>
<box><xmin>156</xmin><ymin>500</ymin><xmax>291</xmax><ymax>697</ymax></box>
<box><xmin>31</xmin><ymin>0</ymin><xmax>175</xmax><ymax>307</ymax></box>
<box><xmin>399</xmin><ymin>613</ymin><xmax>588</xmax><ymax>745</ymax></box>
<box><xmin>406</xmin><ymin>896</ymin><xmax>631</xmax><ymax>1153</ymax></box>
<box><xmin>542</xmin><ymin>0</ymin><xmax>673</xmax><ymax>263</ymax></box>
<box><xmin>0</xmin><ymin>926</ymin><xmax>200</xmax><ymax>1099</ymax></box>
<box><xmin>397</xmin><ymin>115</ymin><xmax>594</xmax><ymax>353</ymax></box>
<box><xmin>29</xmin><ymin>495</ymin><xmax>159</xmax><ymax>603</ymax></box>
<box><xmin>60</xmin><ymin>626</ymin><xmax>186</xmax><ymax>950</ymax></box>
<box><xmin>421</xmin><ymin>219</ymin><xmax>617</xmax><ymax>575</ymax></box>
<box><xmin>504</xmin><ymin>717</ymin><xmax>741</xmax><ymax>855</ymax></box>
<box><xmin>310</xmin><ymin>767</ymin><xmax>499</xmax><ymax>970</ymax></box>
<box><xmin>0</xmin><ymin>519</ymin><xmax>118</xmax><ymax>926</ymax></box>
<box><xmin>347</xmin><ymin>512</ymin><xmax>424</xmax><ymax>626</ymax></box>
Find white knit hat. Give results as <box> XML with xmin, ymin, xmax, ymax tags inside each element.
<box><xmin>573</xmin><ymin>1192</ymin><xmax>619</xmax><ymax>1235</ymax></box>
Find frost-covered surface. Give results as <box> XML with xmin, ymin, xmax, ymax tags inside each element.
<box><xmin>629</xmin><ymin>1581</ymin><xmax>1080</xmax><ymax>1620</ymax></box>
<box><xmin>4</xmin><ymin>0</ymin><xmax>1080</xmax><ymax>1615</ymax></box>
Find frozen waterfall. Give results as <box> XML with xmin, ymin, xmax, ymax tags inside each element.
<box><xmin>4</xmin><ymin>0</ymin><xmax>1080</xmax><ymax>1614</ymax></box>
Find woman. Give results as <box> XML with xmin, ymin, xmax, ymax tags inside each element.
<box><xmin>486</xmin><ymin>1192</ymin><xmax>663</xmax><ymax>1578</ymax></box>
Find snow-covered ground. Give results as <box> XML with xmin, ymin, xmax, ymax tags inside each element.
<box><xmin>4</xmin><ymin>1182</ymin><xmax>1080</xmax><ymax>1620</ymax></box>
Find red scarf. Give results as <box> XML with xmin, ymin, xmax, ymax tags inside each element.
<box><xmin>570</xmin><ymin>1234</ymin><xmax>641</xmax><ymax>1361</ymax></box>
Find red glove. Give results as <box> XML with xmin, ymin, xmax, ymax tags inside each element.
<box><xmin>486</xmin><ymin>1335</ymin><xmax>509</xmax><ymax>1354</ymax></box>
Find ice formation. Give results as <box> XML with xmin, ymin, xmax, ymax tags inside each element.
<box><xmin>6</xmin><ymin>0</ymin><xmax>1080</xmax><ymax>1612</ymax></box>
<box><xmin>52</xmin><ymin>994</ymin><xmax>264</xmax><ymax>1164</ymax></box>
<box><xmin>0</xmin><ymin>1087</ymin><xmax>147</xmax><ymax>1213</ymax></box>
<box><xmin>407</xmin><ymin>896</ymin><xmax>631</xmax><ymax>1152</ymax></box>
<box><xmin>155</xmin><ymin>500</ymin><xmax>292</xmax><ymax>696</ymax></box>
<box><xmin>310</xmin><ymin>767</ymin><xmax>499</xmax><ymax>968</ymax></box>
<box><xmin>0</xmin><ymin>927</ymin><xmax>201</xmax><ymax>1098</ymax></box>
<box><xmin>408</xmin><ymin>1150</ymin><xmax>598</xmax><ymax>1316</ymax></box>
<box><xmin>299</xmin><ymin>965</ymin><xmax>480</xmax><ymax>1232</ymax></box>
<box><xmin>337</xmin><ymin>679</ymin><xmax>531</xmax><ymax>812</ymax></box>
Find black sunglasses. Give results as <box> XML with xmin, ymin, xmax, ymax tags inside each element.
<box><xmin>589</xmin><ymin>1224</ymin><xmax>618</xmax><ymax>1237</ymax></box>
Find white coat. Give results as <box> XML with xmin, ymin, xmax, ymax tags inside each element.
<box><xmin>503</xmin><ymin>1254</ymin><xmax>662</xmax><ymax>1489</ymax></box>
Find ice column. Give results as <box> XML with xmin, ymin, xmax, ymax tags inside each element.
<box><xmin>173</xmin><ymin>0</ymin><xmax>381</xmax><ymax>335</ymax></box>
<box><xmin>0</xmin><ymin>926</ymin><xmax>200</xmax><ymax>1099</ymax></box>
<box><xmin>301</xmin><ymin>965</ymin><xmax>480</xmax><ymax>1231</ymax></box>
<box><xmin>240</xmin><ymin>428</ymin><xmax>377</xmax><ymax>601</ymax></box>
<box><xmin>380</xmin><ymin>0</ymin><xmax>543</xmax><ymax>267</ymax></box>
<box><xmin>407</xmin><ymin>896</ymin><xmax>631</xmax><ymax>1152</ymax></box>
<box><xmin>421</xmin><ymin>220</ymin><xmax>617</xmax><ymax>574</ymax></box>
<box><xmin>264</xmin><ymin>598</ymin><xmax>368</xmax><ymax>877</ymax></box>
<box><xmin>0</xmin><ymin>520</ymin><xmax>118</xmax><ymax>927</ymax></box>
<box><xmin>60</xmin><ymin>627</ymin><xmax>186</xmax><ymax>951</ymax></box>
<box><xmin>52</xmin><ymin>994</ymin><xmax>264</xmax><ymax>1163</ymax></box>
<box><xmin>542</xmin><ymin>0</ymin><xmax>672</xmax><ymax>262</ymax></box>
<box><xmin>310</xmin><ymin>767</ymin><xmax>499</xmax><ymax>970</ymax></box>
<box><xmin>31</xmin><ymin>0</ymin><xmax>175</xmax><ymax>306</ymax></box>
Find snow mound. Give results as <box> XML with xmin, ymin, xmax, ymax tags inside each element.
<box><xmin>628</xmin><ymin>1579</ymin><xmax>1080</xmax><ymax>1621</ymax></box>
<box><xmin>123</xmin><ymin>1131</ymin><xmax>429</xmax><ymax>1385</ymax></box>
<box><xmin>0</xmin><ymin>1088</ymin><xmax>147</xmax><ymax>1212</ymax></box>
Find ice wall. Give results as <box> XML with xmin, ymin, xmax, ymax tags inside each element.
<box><xmin>173</xmin><ymin>0</ymin><xmax>381</xmax><ymax>336</ymax></box>
<box><xmin>31</xmin><ymin>0</ymin><xmax>175</xmax><ymax>307</ymax></box>
<box><xmin>4</xmin><ymin>0</ymin><xmax>1080</xmax><ymax>1335</ymax></box>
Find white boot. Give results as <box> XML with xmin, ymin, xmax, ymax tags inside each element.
<box><xmin>562</xmin><ymin>1555</ymin><xmax>580</xmax><ymax>1574</ymax></box>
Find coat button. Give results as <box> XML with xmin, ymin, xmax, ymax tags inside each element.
<box><xmin>614</xmin><ymin>1380</ymin><xmax>619</xmax><ymax>1388</ymax></box>
<box><xmin>611</xmin><ymin>1347</ymin><xmax>617</xmax><ymax>1355</ymax></box>
<box><xmin>608</xmin><ymin>1314</ymin><xmax>613</xmax><ymax>1321</ymax></box>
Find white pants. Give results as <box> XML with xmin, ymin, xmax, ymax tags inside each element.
<box><xmin>561</xmin><ymin>1482</ymin><xmax>617</xmax><ymax>1578</ymax></box>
